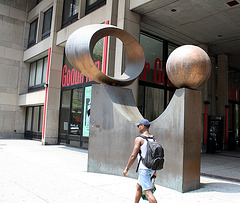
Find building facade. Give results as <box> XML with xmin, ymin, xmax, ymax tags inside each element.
<box><xmin>0</xmin><ymin>0</ymin><xmax>240</xmax><ymax>151</ymax></box>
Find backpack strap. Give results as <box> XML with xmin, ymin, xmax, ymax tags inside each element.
<box><xmin>135</xmin><ymin>135</ymin><xmax>155</xmax><ymax>172</ymax></box>
<box><xmin>136</xmin><ymin>150</ymin><xmax>142</xmax><ymax>173</ymax></box>
<box><xmin>138</xmin><ymin>135</ymin><xmax>156</xmax><ymax>141</ymax></box>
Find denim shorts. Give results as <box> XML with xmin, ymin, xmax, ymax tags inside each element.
<box><xmin>138</xmin><ymin>169</ymin><xmax>155</xmax><ymax>191</ymax></box>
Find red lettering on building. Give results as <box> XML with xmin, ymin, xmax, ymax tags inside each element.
<box><xmin>227</xmin><ymin>86</ymin><xmax>240</xmax><ymax>101</ymax></box>
<box><xmin>139</xmin><ymin>62</ymin><xmax>150</xmax><ymax>81</ymax></box>
<box><xmin>154</xmin><ymin>58</ymin><xmax>162</xmax><ymax>84</ymax></box>
<box><xmin>139</xmin><ymin>58</ymin><xmax>174</xmax><ymax>87</ymax></box>
<box><xmin>62</xmin><ymin>61</ymin><xmax>101</xmax><ymax>87</ymax></box>
<box><xmin>161</xmin><ymin>66</ymin><xmax>166</xmax><ymax>85</ymax></box>
<box><xmin>67</xmin><ymin>69</ymin><xmax>71</xmax><ymax>86</ymax></box>
<box><xmin>71</xmin><ymin>69</ymin><xmax>75</xmax><ymax>85</ymax></box>
<box><xmin>62</xmin><ymin>65</ymin><xmax>67</xmax><ymax>87</ymax></box>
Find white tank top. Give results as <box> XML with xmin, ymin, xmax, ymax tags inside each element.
<box><xmin>138</xmin><ymin>134</ymin><xmax>154</xmax><ymax>170</ymax></box>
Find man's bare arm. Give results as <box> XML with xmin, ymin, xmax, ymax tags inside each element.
<box><xmin>123</xmin><ymin>137</ymin><xmax>142</xmax><ymax>177</ymax></box>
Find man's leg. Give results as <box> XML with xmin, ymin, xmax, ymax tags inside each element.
<box><xmin>135</xmin><ymin>183</ymin><xmax>142</xmax><ymax>203</ymax></box>
<box><xmin>145</xmin><ymin>189</ymin><xmax>157</xmax><ymax>203</ymax></box>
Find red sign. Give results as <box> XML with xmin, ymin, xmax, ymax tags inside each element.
<box><xmin>62</xmin><ymin>61</ymin><xmax>100</xmax><ymax>87</ymax></box>
<box><xmin>228</xmin><ymin>86</ymin><xmax>240</xmax><ymax>101</ymax></box>
<box><xmin>139</xmin><ymin>58</ymin><xmax>174</xmax><ymax>87</ymax></box>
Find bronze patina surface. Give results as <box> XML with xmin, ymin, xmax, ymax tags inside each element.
<box><xmin>166</xmin><ymin>45</ymin><xmax>211</xmax><ymax>88</ymax></box>
<box><xmin>65</xmin><ymin>24</ymin><xmax>145</xmax><ymax>86</ymax></box>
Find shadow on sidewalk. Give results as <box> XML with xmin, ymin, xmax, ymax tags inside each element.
<box><xmin>198</xmin><ymin>181</ymin><xmax>240</xmax><ymax>194</ymax></box>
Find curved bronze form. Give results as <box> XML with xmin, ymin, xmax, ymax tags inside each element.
<box><xmin>65</xmin><ymin>24</ymin><xmax>145</xmax><ymax>86</ymax></box>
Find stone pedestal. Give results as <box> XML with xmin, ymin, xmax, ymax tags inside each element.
<box><xmin>88</xmin><ymin>84</ymin><xmax>202</xmax><ymax>193</ymax></box>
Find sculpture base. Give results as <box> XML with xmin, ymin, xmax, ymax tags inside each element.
<box><xmin>88</xmin><ymin>84</ymin><xmax>201</xmax><ymax>193</ymax></box>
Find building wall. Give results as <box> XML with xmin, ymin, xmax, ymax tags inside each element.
<box><xmin>0</xmin><ymin>0</ymin><xmax>28</xmax><ymax>138</ymax></box>
<box><xmin>0</xmin><ymin>0</ymin><xmax>238</xmax><ymax>148</ymax></box>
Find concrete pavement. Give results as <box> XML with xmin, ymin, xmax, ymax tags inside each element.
<box><xmin>1</xmin><ymin>139</ymin><xmax>240</xmax><ymax>203</ymax></box>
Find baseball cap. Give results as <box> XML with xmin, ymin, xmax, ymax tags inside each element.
<box><xmin>135</xmin><ymin>119</ymin><xmax>150</xmax><ymax>128</ymax></box>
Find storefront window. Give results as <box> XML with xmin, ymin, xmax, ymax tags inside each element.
<box><xmin>32</xmin><ymin>107</ymin><xmax>39</xmax><ymax>132</ymax></box>
<box><xmin>168</xmin><ymin>44</ymin><xmax>178</xmax><ymax>56</ymax></box>
<box><xmin>138</xmin><ymin>32</ymin><xmax>177</xmax><ymax>121</ymax></box>
<box><xmin>82</xmin><ymin>86</ymin><xmax>92</xmax><ymax>137</ymax></box>
<box><xmin>60</xmin><ymin>90</ymin><xmax>71</xmax><ymax>135</ymax></box>
<box><xmin>140</xmin><ymin>34</ymin><xmax>163</xmax><ymax>84</ymax></box>
<box><xmin>62</xmin><ymin>43</ymin><xmax>103</xmax><ymax>88</ymax></box>
<box><xmin>25</xmin><ymin>106</ymin><xmax>43</xmax><ymax>140</ymax></box>
<box><xmin>26</xmin><ymin>107</ymin><xmax>33</xmax><ymax>131</ymax></box>
<box><xmin>70</xmin><ymin>88</ymin><xmax>83</xmax><ymax>135</ymax></box>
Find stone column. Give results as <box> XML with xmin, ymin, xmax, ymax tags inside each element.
<box><xmin>42</xmin><ymin>0</ymin><xmax>64</xmax><ymax>145</ymax></box>
<box><xmin>217</xmin><ymin>55</ymin><xmax>228</xmax><ymax>116</ymax></box>
<box><xmin>209</xmin><ymin>57</ymin><xmax>217</xmax><ymax>116</ymax></box>
<box><xmin>197</xmin><ymin>44</ymin><xmax>209</xmax><ymax>150</ymax></box>
<box><xmin>197</xmin><ymin>44</ymin><xmax>208</xmax><ymax>105</ymax></box>
<box><xmin>115</xmin><ymin>0</ymin><xmax>141</xmax><ymax>102</ymax></box>
<box><xmin>217</xmin><ymin>54</ymin><xmax>228</xmax><ymax>149</ymax></box>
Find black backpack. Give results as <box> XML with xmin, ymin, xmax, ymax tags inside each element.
<box><xmin>136</xmin><ymin>135</ymin><xmax>164</xmax><ymax>172</ymax></box>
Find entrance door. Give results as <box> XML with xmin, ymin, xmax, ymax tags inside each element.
<box><xmin>59</xmin><ymin>87</ymin><xmax>91</xmax><ymax>148</ymax></box>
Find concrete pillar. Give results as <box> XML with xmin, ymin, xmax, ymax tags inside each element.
<box><xmin>217</xmin><ymin>54</ymin><xmax>228</xmax><ymax>149</ymax></box>
<box><xmin>115</xmin><ymin>0</ymin><xmax>141</xmax><ymax>102</ymax></box>
<box><xmin>209</xmin><ymin>57</ymin><xmax>217</xmax><ymax>116</ymax></box>
<box><xmin>42</xmin><ymin>0</ymin><xmax>64</xmax><ymax>145</ymax></box>
<box><xmin>197</xmin><ymin>44</ymin><xmax>209</xmax><ymax>150</ymax></box>
<box><xmin>197</xmin><ymin>44</ymin><xmax>208</xmax><ymax>106</ymax></box>
<box><xmin>217</xmin><ymin>54</ymin><xmax>228</xmax><ymax>116</ymax></box>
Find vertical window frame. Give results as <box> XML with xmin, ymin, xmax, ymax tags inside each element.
<box><xmin>42</xmin><ymin>7</ymin><xmax>53</xmax><ymax>40</ymax></box>
<box><xmin>28</xmin><ymin>56</ymin><xmax>48</xmax><ymax>91</ymax></box>
<box><xmin>85</xmin><ymin>0</ymin><xmax>106</xmax><ymax>15</ymax></box>
<box><xmin>28</xmin><ymin>18</ymin><xmax>38</xmax><ymax>48</ymax></box>
<box><xmin>62</xmin><ymin>0</ymin><xmax>79</xmax><ymax>28</ymax></box>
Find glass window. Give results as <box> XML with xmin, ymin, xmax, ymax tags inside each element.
<box><xmin>28</xmin><ymin>19</ymin><xmax>38</xmax><ymax>47</ymax></box>
<box><xmin>144</xmin><ymin>87</ymin><xmax>165</xmax><ymax>121</ymax></box>
<box><xmin>168</xmin><ymin>43</ymin><xmax>178</xmax><ymax>56</ymax></box>
<box><xmin>140</xmin><ymin>34</ymin><xmax>163</xmax><ymax>84</ymax></box>
<box><xmin>39</xmin><ymin>106</ymin><xmax>43</xmax><ymax>132</ymax></box>
<box><xmin>167</xmin><ymin>90</ymin><xmax>174</xmax><ymax>106</ymax></box>
<box><xmin>29</xmin><ymin>62</ymin><xmax>36</xmax><ymax>86</ymax></box>
<box><xmin>137</xmin><ymin>85</ymin><xmax>144</xmax><ymax>116</ymax></box>
<box><xmin>62</xmin><ymin>0</ymin><xmax>79</xmax><ymax>28</ymax></box>
<box><xmin>29</xmin><ymin>56</ymin><xmax>48</xmax><ymax>90</ymax></box>
<box><xmin>60</xmin><ymin>90</ymin><xmax>71</xmax><ymax>134</ymax></box>
<box><xmin>86</xmin><ymin>0</ymin><xmax>106</xmax><ymax>14</ymax></box>
<box><xmin>138</xmin><ymin>33</ymin><xmax>178</xmax><ymax>121</ymax></box>
<box><xmin>93</xmin><ymin>38</ymin><xmax>104</xmax><ymax>71</ymax></box>
<box><xmin>32</xmin><ymin>107</ymin><xmax>39</xmax><ymax>132</ymax></box>
<box><xmin>42</xmin><ymin>57</ymin><xmax>48</xmax><ymax>83</ymax></box>
<box><xmin>42</xmin><ymin>7</ymin><xmax>53</xmax><ymax>40</ymax></box>
<box><xmin>26</xmin><ymin>107</ymin><xmax>33</xmax><ymax>131</ymax></box>
<box><xmin>36</xmin><ymin>60</ymin><xmax>43</xmax><ymax>85</ymax></box>
<box><xmin>70</xmin><ymin>88</ymin><xmax>83</xmax><ymax>135</ymax></box>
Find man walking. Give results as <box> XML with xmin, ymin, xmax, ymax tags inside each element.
<box><xmin>123</xmin><ymin>119</ymin><xmax>157</xmax><ymax>203</ymax></box>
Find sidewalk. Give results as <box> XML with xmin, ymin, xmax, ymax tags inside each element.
<box><xmin>1</xmin><ymin>139</ymin><xmax>240</xmax><ymax>203</ymax></box>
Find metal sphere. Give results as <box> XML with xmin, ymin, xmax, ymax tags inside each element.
<box><xmin>166</xmin><ymin>45</ymin><xmax>211</xmax><ymax>89</ymax></box>
<box><xmin>65</xmin><ymin>24</ymin><xmax>145</xmax><ymax>86</ymax></box>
